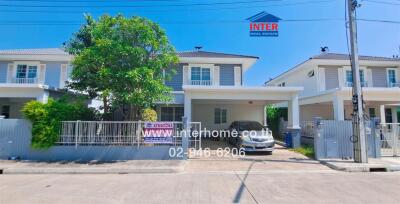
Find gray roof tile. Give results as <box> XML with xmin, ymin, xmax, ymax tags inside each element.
<box><xmin>0</xmin><ymin>48</ymin><xmax>70</xmax><ymax>55</ymax></box>
<box><xmin>312</xmin><ymin>53</ymin><xmax>400</xmax><ymax>62</ymax></box>
<box><xmin>177</xmin><ymin>51</ymin><xmax>258</xmax><ymax>59</ymax></box>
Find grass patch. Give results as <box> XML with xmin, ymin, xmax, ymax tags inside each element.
<box><xmin>290</xmin><ymin>145</ymin><xmax>315</xmax><ymax>159</ymax></box>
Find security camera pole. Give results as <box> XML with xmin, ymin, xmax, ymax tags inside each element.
<box><xmin>347</xmin><ymin>0</ymin><xmax>368</xmax><ymax>163</ymax></box>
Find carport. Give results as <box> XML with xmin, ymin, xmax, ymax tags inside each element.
<box><xmin>182</xmin><ymin>85</ymin><xmax>303</xmax><ymax>147</ymax></box>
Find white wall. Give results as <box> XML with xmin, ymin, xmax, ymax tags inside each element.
<box><xmin>192</xmin><ymin>103</ymin><xmax>264</xmax><ymax>130</ymax></box>
<box><xmin>300</xmin><ymin>104</ymin><xmax>333</xmax><ymax>121</ymax></box>
<box><xmin>271</xmin><ymin>64</ymin><xmax>318</xmax><ymax>98</ymax></box>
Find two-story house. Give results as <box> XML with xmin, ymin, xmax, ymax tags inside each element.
<box><xmin>0</xmin><ymin>48</ymin><xmax>73</xmax><ymax>118</ymax></box>
<box><xmin>266</xmin><ymin>53</ymin><xmax>400</xmax><ymax>124</ymax></box>
<box><xmin>158</xmin><ymin>50</ymin><xmax>303</xmax><ymax>132</ymax></box>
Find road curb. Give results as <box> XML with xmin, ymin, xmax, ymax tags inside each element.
<box><xmin>320</xmin><ymin>160</ymin><xmax>400</xmax><ymax>172</ymax></box>
<box><xmin>0</xmin><ymin>166</ymin><xmax>184</xmax><ymax>174</ymax></box>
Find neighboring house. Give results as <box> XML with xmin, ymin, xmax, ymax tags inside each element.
<box><xmin>0</xmin><ymin>48</ymin><xmax>73</xmax><ymax>118</ymax></box>
<box><xmin>159</xmin><ymin>50</ymin><xmax>303</xmax><ymax>131</ymax></box>
<box><xmin>265</xmin><ymin>53</ymin><xmax>400</xmax><ymax>123</ymax></box>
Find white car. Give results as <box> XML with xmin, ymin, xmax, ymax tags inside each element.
<box><xmin>227</xmin><ymin>121</ymin><xmax>275</xmax><ymax>153</ymax></box>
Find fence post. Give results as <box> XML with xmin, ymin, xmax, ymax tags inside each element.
<box><xmin>137</xmin><ymin>121</ymin><xmax>142</xmax><ymax>149</ymax></box>
<box><xmin>182</xmin><ymin>116</ymin><xmax>189</xmax><ymax>160</ymax></box>
<box><xmin>370</xmin><ymin>117</ymin><xmax>381</xmax><ymax>158</ymax></box>
<box><xmin>313</xmin><ymin>117</ymin><xmax>325</xmax><ymax>160</ymax></box>
<box><xmin>75</xmin><ymin>120</ymin><xmax>80</xmax><ymax>149</ymax></box>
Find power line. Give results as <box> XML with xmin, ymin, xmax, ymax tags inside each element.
<box><xmin>0</xmin><ymin>0</ymin><xmax>285</xmax><ymax>8</ymax></box>
<box><xmin>363</xmin><ymin>0</ymin><xmax>400</xmax><ymax>5</ymax></box>
<box><xmin>0</xmin><ymin>18</ymin><xmax>397</xmax><ymax>26</ymax></box>
<box><xmin>0</xmin><ymin>0</ymin><xmax>337</xmax><ymax>13</ymax></box>
<box><xmin>3</xmin><ymin>0</ymin><xmax>178</xmax><ymax>1</ymax></box>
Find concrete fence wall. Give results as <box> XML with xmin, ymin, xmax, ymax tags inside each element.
<box><xmin>0</xmin><ymin>119</ymin><xmax>184</xmax><ymax>161</ymax></box>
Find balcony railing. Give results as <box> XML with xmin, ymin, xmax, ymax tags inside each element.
<box><xmin>346</xmin><ymin>81</ymin><xmax>368</xmax><ymax>87</ymax></box>
<box><xmin>190</xmin><ymin>80</ymin><xmax>212</xmax><ymax>86</ymax></box>
<box><xmin>11</xmin><ymin>77</ymin><xmax>38</xmax><ymax>84</ymax></box>
<box><xmin>388</xmin><ymin>82</ymin><xmax>400</xmax><ymax>88</ymax></box>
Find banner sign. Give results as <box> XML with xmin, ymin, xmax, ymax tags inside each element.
<box><xmin>143</xmin><ymin>122</ymin><xmax>174</xmax><ymax>144</ymax></box>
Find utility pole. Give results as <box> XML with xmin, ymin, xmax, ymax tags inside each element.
<box><xmin>347</xmin><ymin>0</ymin><xmax>368</xmax><ymax>163</ymax></box>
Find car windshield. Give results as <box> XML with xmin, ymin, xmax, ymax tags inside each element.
<box><xmin>237</xmin><ymin>122</ymin><xmax>265</xmax><ymax>131</ymax></box>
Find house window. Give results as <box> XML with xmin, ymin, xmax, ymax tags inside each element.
<box><xmin>388</xmin><ymin>69</ymin><xmax>397</xmax><ymax>87</ymax></box>
<box><xmin>191</xmin><ymin>67</ymin><xmax>211</xmax><ymax>85</ymax></box>
<box><xmin>17</xmin><ymin>65</ymin><xmax>37</xmax><ymax>79</ymax></box>
<box><xmin>385</xmin><ymin>108</ymin><xmax>393</xmax><ymax>123</ymax></box>
<box><xmin>346</xmin><ymin>70</ymin><xmax>365</xmax><ymax>86</ymax></box>
<box><xmin>160</xmin><ymin>107</ymin><xmax>184</xmax><ymax>122</ymax></box>
<box><xmin>369</xmin><ymin>108</ymin><xmax>376</xmax><ymax>118</ymax></box>
<box><xmin>1</xmin><ymin>105</ymin><xmax>10</xmax><ymax>118</ymax></box>
<box><xmin>214</xmin><ymin>108</ymin><xmax>227</xmax><ymax>124</ymax></box>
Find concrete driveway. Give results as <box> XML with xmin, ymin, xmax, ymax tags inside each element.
<box><xmin>187</xmin><ymin>143</ymin><xmax>330</xmax><ymax>173</ymax></box>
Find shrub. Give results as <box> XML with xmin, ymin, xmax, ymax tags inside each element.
<box><xmin>290</xmin><ymin>145</ymin><xmax>315</xmax><ymax>159</ymax></box>
<box><xmin>141</xmin><ymin>108</ymin><xmax>157</xmax><ymax>122</ymax></box>
<box><xmin>22</xmin><ymin>98</ymin><xmax>97</xmax><ymax>149</ymax></box>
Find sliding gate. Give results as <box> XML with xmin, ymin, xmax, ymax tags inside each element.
<box><xmin>380</xmin><ymin>123</ymin><xmax>400</xmax><ymax>157</ymax></box>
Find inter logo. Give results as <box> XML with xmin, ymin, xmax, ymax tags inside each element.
<box><xmin>246</xmin><ymin>12</ymin><xmax>281</xmax><ymax>37</ymax></box>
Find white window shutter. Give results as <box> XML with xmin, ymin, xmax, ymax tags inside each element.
<box><xmin>38</xmin><ymin>64</ymin><xmax>46</xmax><ymax>84</ymax></box>
<box><xmin>59</xmin><ymin>64</ymin><xmax>68</xmax><ymax>88</ymax></box>
<box><xmin>183</xmin><ymin>65</ymin><xmax>189</xmax><ymax>85</ymax></box>
<box><xmin>7</xmin><ymin>64</ymin><xmax>14</xmax><ymax>83</ymax></box>
<box><xmin>234</xmin><ymin>66</ymin><xmax>241</xmax><ymax>86</ymax></box>
<box><xmin>213</xmin><ymin>66</ymin><xmax>220</xmax><ymax>86</ymax></box>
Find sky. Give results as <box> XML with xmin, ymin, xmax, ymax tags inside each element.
<box><xmin>0</xmin><ymin>0</ymin><xmax>399</xmax><ymax>86</ymax></box>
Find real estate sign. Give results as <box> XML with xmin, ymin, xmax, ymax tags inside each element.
<box><xmin>143</xmin><ymin>122</ymin><xmax>174</xmax><ymax>144</ymax></box>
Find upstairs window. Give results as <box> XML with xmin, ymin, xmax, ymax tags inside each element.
<box><xmin>388</xmin><ymin>69</ymin><xmax>397</xmax><ymax>85</ymax></box>
<box><xmin>16</xmin><ymin>64</ymin><xmax>37</xmax><ymax>79</ymax></box>
<box><xmin>346</xmin><ymin>70</ymin><xmax>365</xmax><ymax>86</ymax></box>
<box><xmin>191</xmin><ymin>67</ymin><xmax>211</xmax><ymax>85</ymax></box>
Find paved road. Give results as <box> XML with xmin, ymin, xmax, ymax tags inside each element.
<box><xmin>2</xmin><ymin>170</ymin><xmax>400</xmax><ymax>204</ymax></box>
<box><xmin>1</xmin><ymin>146</ymin><xmax>400</xmax><ymax>204</ymax></box>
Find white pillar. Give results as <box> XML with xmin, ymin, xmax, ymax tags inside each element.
<box><xmin>263</xmin><ymin>105</ymin><xmax>268</xmax><ymax>126</ymax></box>
<box><xmin>288</xmin><ymin>94</ymin><xmax>300</xmax><ymax>129</ymax></box>
<box><xmin>380</xmin><ymin>105</ymin><xmax>386</xmax><ymax>124</ymax></box>
<box><xmin>184</xmin><ymin>94</ymin><xmax>192</xmax><ymax>123</ymax></box>
<box><xmin>36</xmin><ymin>91</ymin><xmax>49</xmax><ymax>103</ymax></box>
<box><xmin>333</xmin><ymin>96</ymin><xmax>344</xmax><ymax>121</ymax></box>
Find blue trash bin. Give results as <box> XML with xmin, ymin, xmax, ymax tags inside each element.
<box><xmin>284</xmin><ymin>132</ymin><xmax>293</xmax><ymax>148</ymax></box>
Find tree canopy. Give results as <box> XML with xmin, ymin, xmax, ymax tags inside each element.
<box><xmin>64</xmin><ymin>14</ymin><xmax>179</xmax><ymax>120</ymax></box>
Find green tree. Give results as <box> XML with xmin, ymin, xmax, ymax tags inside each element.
<box><xmin>64</xmin><ymin>14</ymin><xmax>178</xmax><ymax>120</ymax></box>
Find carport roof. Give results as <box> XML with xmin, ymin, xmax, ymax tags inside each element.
<box><xmin>183</xmin><ymin>85</ymin><xmax>303</xmax><ymax>101</ymax></box>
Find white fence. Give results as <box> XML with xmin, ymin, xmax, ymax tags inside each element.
<box><xmin>380</xmin><ymin>123</ymin><xmax>400</xmax><ymax>156</ymax></box>
<box><xmin>301</xmin><ymin>121</ymin><xmax>315</xmax><ymax>138</ymax></box>
<box><xmin>57</xmin><ymin>121</ymin><xmax>202</xmax><ymax>147</ymax></box>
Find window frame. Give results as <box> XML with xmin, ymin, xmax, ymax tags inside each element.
<box><xmin>160</xmin><ymin>106</ymin><xmax>184</xmax><ymax>122</ymax></box>
<box><xmin>189</xmin><ymin>64</ymin><xmax>214</xmax><ymax>85</ymax></box>
<box><xmin>387</xmin><ymin>68</ymin><xmax>397</xmax><ymax>86</ymax></box>
<box><xmin>14</xmin><ymin>62</ymin><xmax>39</xmax><ymax>79</ymax></box>
<box><xmin>214</xmin><ymin>108</ymin><xmax>227</xmax><ymax>124</ymax></box>
<box><xmin>345</xmin><ymin>69</ymin><xmax>365</xmax><ymax>86</ymax></box>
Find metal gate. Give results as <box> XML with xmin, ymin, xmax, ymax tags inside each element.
<box><xmin>380</xmin><ymin>123</ymin><xmax>400</xmax><ymax>156</ymax></box>
<box><xmin>188</xmin><ymin>122</ymin><xmax>202</xmax><ymax>150</ymax></box>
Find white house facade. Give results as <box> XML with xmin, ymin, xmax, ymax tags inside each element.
<box><xmin>266</xmin><ymin>53</ymin><xmax>400</xmax><ymax>123</ymax></box>
<box><xmin>159</xmin><ymin>50</ymin><xmax>303</xmax><ymax>132</ymax></box>
<box><xmin>0</xmin><ymin>48</ymin><xmax>73</xmax><ymax>118</ymax></box>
